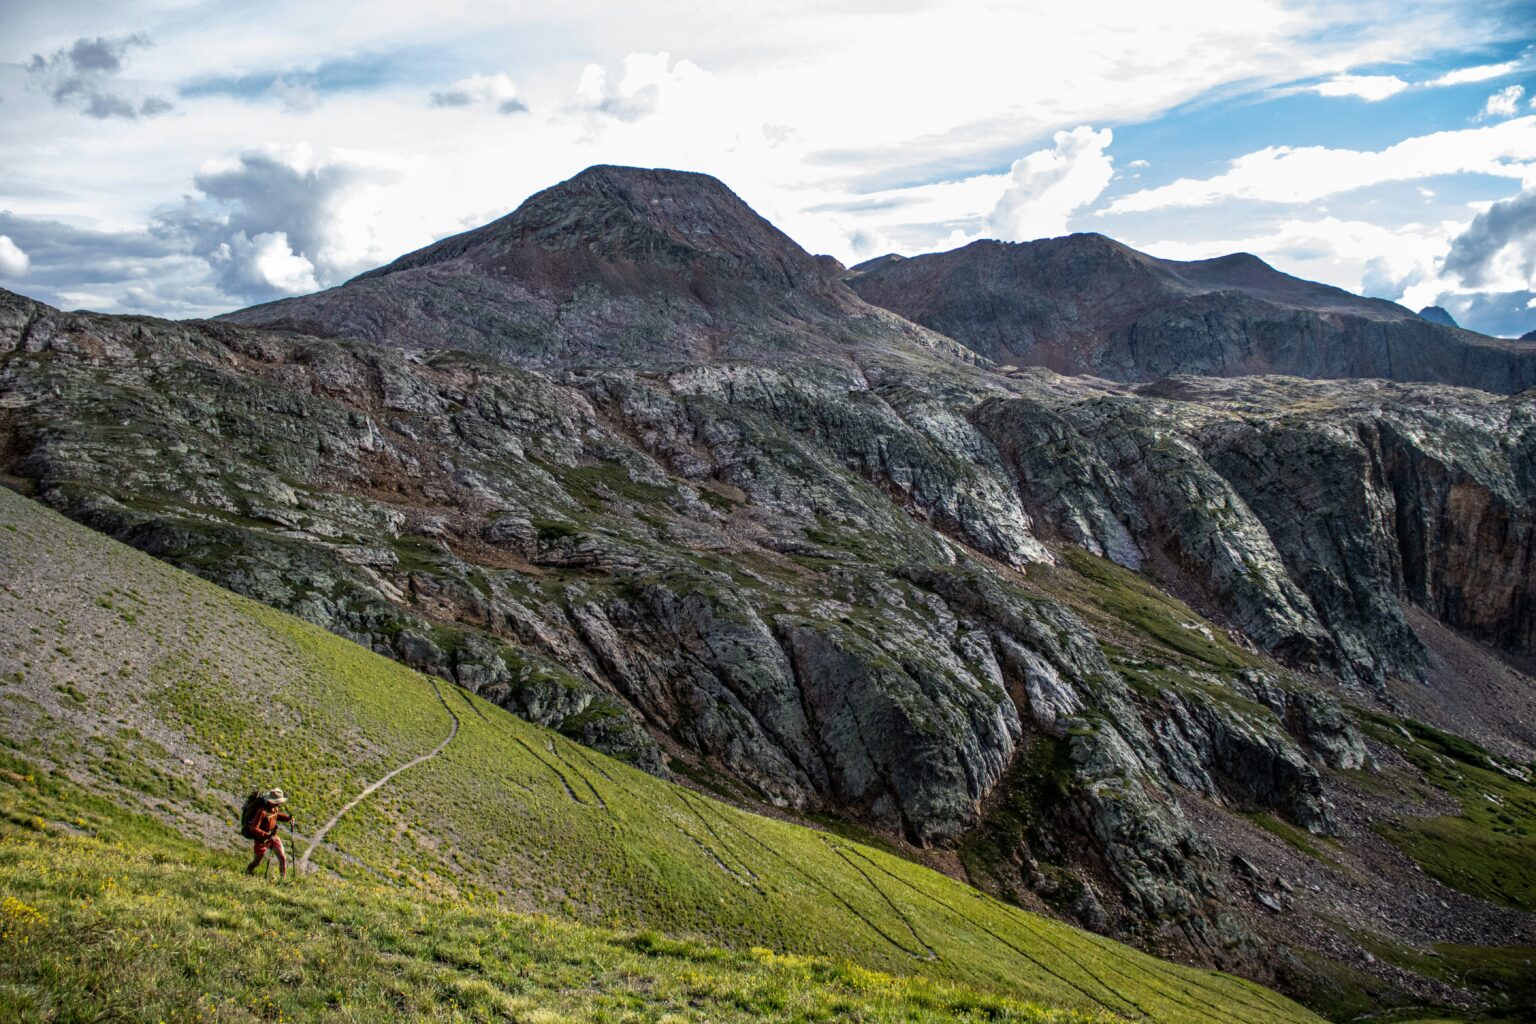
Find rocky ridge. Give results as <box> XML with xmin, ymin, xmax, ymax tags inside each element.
<box><xmin>848</xmin><ymin>235</ymin><xmax>1536</xmax><ymax>393</ymax></box>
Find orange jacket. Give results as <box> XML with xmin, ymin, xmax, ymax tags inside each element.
<box><xmin>250</xmin><ymin>805</ymin><xmax>291</xmax><ymax>840</ymax></box>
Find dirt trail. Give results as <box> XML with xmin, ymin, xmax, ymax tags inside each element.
<box><xmin>298</xmin><ymin>677</ymin><xmax>460</xmax><ymax>873</ymax></box>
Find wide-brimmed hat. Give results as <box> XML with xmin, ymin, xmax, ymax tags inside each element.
<box><xmin>264</xmin><ymin>788</ymin><xmax>288</xmax><ymax>804</ymax></box>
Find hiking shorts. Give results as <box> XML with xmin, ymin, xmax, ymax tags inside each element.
<box><xmin>253</xmin><ymin>835</ymin><xmax>285</xmax><ymax>858</ymax></box>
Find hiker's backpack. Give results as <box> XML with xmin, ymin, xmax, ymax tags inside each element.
<box><xmin>239</xmin><ymin>790</ymin><xmax>265</xmax><ymax>839</ymax></box>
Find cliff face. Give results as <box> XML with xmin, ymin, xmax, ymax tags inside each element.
<box><xmin>5</xmin><ymin>166</ymin><xmax>1536</xmax><ymax>1008</ymax></box>
<box><xmin>847</xmin><ymin>235</ymin><xmax>1536</xmax><ymax>393</ymax></box>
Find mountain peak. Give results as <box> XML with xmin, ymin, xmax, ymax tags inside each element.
<box><xmin>1418</xmin><ymin>305</ymin><xmax>1458</xmax><ymax>327</ymax></box>
<box><xmin>847</xmin><ymin>252</ymin><xmax>906</xmax><ymax>276</ymax></box>
<box><xmin>221</xmin><ymin>165</ymin><xmax>943</xmax><ymax>369</ymax></box>
<box><xmin>354</xmin><ymin>164</ymin><xmax>820</xmax><ymax>285</ymax></box>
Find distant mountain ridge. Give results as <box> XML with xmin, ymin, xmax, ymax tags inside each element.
<box><xmin>227</xmin><ymin>168</ymin><xmax>1536</xmax><ymax>392</ymax></box>
<box><xmin>847</xmin><ymin>234</ymin><xmax>1536</xmax><ymax>393</ymax></box>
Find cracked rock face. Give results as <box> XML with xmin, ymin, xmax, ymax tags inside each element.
<box><xmin>3</xmin><ymin>165</ymin><xmax>1534</xmax><ymax>980</ymax></box>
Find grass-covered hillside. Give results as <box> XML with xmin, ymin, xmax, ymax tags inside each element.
<box><xmin>0</xmin><ymin>750</ymin><xmax>1121</xmax><ymax>1024</ymax></box>
<box><xmin>0</xmin><ymin>487</ymin><xmax>1321</xmax><ymax>1022</ymax></box>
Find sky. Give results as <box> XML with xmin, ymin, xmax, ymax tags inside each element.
<box><xmin>1</xmin><ymin>1</ymin><xmax>1535</xmax><ymax>337</ymax></box>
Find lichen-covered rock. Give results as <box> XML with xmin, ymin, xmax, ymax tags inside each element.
<box><xmin>1136</xmin><ymin>675</ymin><xmax>1334</xmax><ymax>834</ymax></box>
<box><xmin>971</xmin><ymin>394</ymin><xmax>1144</xmax><ymax>566</ymax></box>
<box><xmin>775</xmin><ymin>619</ymin><xmax>1020</xmax><ymax>843</ymax></box>
<box><xmin>1194</xmin><ymin>415</ymin><xmax>1421</xmax><ymax>685</ymax></box>
<box><xmin>1063</xmin><ymin>397</ymin><xmax>1336</xmax><ymax>672</ymax></box>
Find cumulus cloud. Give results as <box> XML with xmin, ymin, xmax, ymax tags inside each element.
<box><xmin>0</xmin><ymin>142</ymin><xmax>440</xmax><ymax>313</ymax></box>
<box><xmin>1304</xmin><ymin>74</ymin><xmax>1409</xmax><ymax>101</ymax></box>
<box><xmin>1107</xmin><ymin>117</ymin><xmax>1536</xmax><ymax>213</ymax></box>
<box><xmin>0</xmin><ymin>236</ymin><xmax>30</xmax><ymax>277</ymax></box>
<box><xmin>1480</xmin><ymin>84</ymin><xmax>1526</xmax><ymax>119</ymax></box>
<box><xmin>987</xmin><ymin>126</ymin><xmax>1114</xmax><ymax>241</ymax></box>
<box><xmin>1442</xmin><ymin>186</ymin><xmax>1536</xmax><ymax>292</ymax></box>
<box><xmin>152</xmin><ymin>145</ymin><xmax>402</xmax><ymax>301</ymax></box>
<box><xmin>430</xmin><ymin>73</ymin><xmax>527</xmax><ymax>114</ymax></box>
<box><xmin>27</xmin><ymin>33</ymin><xmax>172</xmax><ymax>120</ymax></box>
<box><xmin>214</xmin><ymin>231</ymin><xmax>319</xmax><ymax>295</ymax></box>
<box><xmin>1417</xmin><ymin>289</ymin><xmax>1536</xmax><ymax>338</ymax></box>
<box><xmin>574</xmin><ymin>52</ymin><xmax>706</xmax><ymax>122</ymax></box>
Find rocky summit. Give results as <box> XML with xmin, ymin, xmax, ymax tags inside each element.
<box><xmin>4</xmin><ymin>165</ymin><xmax>1536</xmax><ymax>1019</ymax></box>
<box><xmin>847</xmin><ymin>234</ymin><xmax>1536</xmax><ymax>392</ymax></box>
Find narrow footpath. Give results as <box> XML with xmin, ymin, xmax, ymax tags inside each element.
<box><xmin>297</xmin><ymin>677</ymin><xmax>460</xmax><ymax>872</ymax></box>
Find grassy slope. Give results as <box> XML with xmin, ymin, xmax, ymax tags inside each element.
<box><xmin>0</xmin><ymin>752</ymin><xmax>1115</xmax><ymax>1024</ymax></box>
<box><xmin>0</xmin><ymin>487</ymin><xmax>1319</xmax><ymax>1024</ymax></box>
<box><xmin>1362</xmin><ymin>717</ymin><xmax>1536</xmax><ymax>911</ymax></box>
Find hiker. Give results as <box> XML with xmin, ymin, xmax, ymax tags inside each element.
<box><xmin>242</xmin><ymin>788</ymin><xmax>292</xmax><ymax>877</ymax></box>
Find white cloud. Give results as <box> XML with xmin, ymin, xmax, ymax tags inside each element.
<box><xmin>800</xmin><ymin>171</ymin><xmax>1014</xmax><ymax>260</ymax></box>
<box><xmin>215</xmin><ymin>231</ymin><xmax>318</xmax><ymax>295</ymax></box>
<box><xmin>1305</xmin><ymin>74</ymin><xmax>1409</xmax><ymax>101</ymax></box>
<box><xmin>574</xmin><ymin>52</ymin><xmax>706</xmax><ymax>122</ymax></box>
<box><xmin>1480</xmin><ymin>84</ymin><xmax>1526</xmax><ymax>119</ymax></box>
<box><xmin>146</xmin><ymin>143</ymin><xmax>432</xmax><ymax>302</ymax></box>
<box><xmin>1124</xmin><ymin>193</ymin><xmax>1536</xmax><ymax>336</ymax></box>
<box><xmin>1425</xmin><ymin>58</ymin><xmax>1526</xmax><ymax>87</ymax></box>
<box><xmin>26</xmin><ymin>33</ymin><xmax>173</xmax><ymax>121</ymax></box>
<box><xmin>430</xmin><ymin>73</ymin><xmax>527</xmax><ymax>115</ymax></box>
<box><xmin>1134</xmin><ymin>215</ymin><xmax>1455</xmax><ymax>304</ymax></box>
<box><xmin>1107</xmin><ymin>116</ymin><xmax>1536</xmax><ymax>212</ymax></box>
<box><xmin>271</xmin><ymin>77</ymin><xmax>321</xmax><ymax>115</ymax></box>
<box><xmin>987</xmin><ymin>126</ymin><xmax>1115</xmax><ymax>241</ymax></box>
<box><xmin>0</xmin><ymin>236</ymin><xmax>30</xmax><ymax>277</ymax></box>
